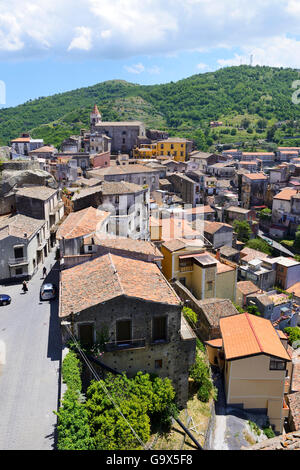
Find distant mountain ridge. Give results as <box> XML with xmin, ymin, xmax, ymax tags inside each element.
<box><xmin>1</xmin><ymin>65</ymin><xmax>300</xmax><ymax>148</ymax></box>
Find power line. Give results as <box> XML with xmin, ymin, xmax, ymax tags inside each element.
<box><xmin>63</xmin><ymin>325</ymin><xmax>148</xmax><ymax>450</ymax></box>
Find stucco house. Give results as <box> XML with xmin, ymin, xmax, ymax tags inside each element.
<box><xmin>0</xmin><ymin>214</ymin><xmax>49</xmax><ymax>281</ymax></box>
<box><xmin>206</xmin><ymin>313</ymin><xmax>292</xmax><ymax>434</ymax></box>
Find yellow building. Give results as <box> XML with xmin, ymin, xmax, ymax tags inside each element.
<box><xmin>206</xmin><ymin>313</ymin><xmax>292</xmax><ymax>434</ymax></box>
<box><xmin>133</xmin><ymin>138</ymin><xmax>193</xmax><ymax>162</ymax></box>
<box><xmin>161</xmin><ymin>243</ymin><xmax>237</xmax><ymax>302</ymax></box>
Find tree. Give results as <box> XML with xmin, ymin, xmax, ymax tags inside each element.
<box><xmin>85</xmin><ymin>372</ymin><xmax>177</xmax><ymax>450</ymax></box>
<box><xmin>247</xmin><ymin>305</ymin><xmax>261</xmax><ymax>317</ymax></box>
<box><xmin>246</xmin><ymin>238</ymin><xmax>272</xmax><ymax>255</ymax></box>
<box><xmin>233</xmin><ymin>220</ymin><xmax>252</xmax><ymax>243</ymax></box>
<box><xmin>294</xmin><ymin>225</ymin><xmax>300</xmax><ymax>250</ymax></box>
<box><xmin>284</xmin><ymin>327</ymin><xmax>300</xmax><ymax>347</ymax></box>
<box><xmin>241</xmin><ymin>118</ymin><xmax>250</xmax><ymax>129</ymax></box>
<box><xmin>258</xmin><ymin>208</ymin><xmax>272</xmax><ymax>220</ymax></box>
<box><xmin>189</xmin><ymin>356</ymin><xmax>214</xmax><ymax>403</ymax></box>
<box><xmin>266</xmin><ymin>125</ymin><xmax>277</xmax><ymax>142</ymax></box>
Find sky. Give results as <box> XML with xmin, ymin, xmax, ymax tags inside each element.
<box><xmin>1</xmin><ymin>0</ymin><xmax>300</xmax><ymax>107</ymax></box>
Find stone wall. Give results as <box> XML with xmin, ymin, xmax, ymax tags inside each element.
<box><xmin>172</xmin><ymin>281</ymin><xmax>212</xmax><ymax>341</ymax></box>
<box><xmin>64</xmin><ymin>295</ymin><xmax>195</xmax><ymax>407</ymax></box>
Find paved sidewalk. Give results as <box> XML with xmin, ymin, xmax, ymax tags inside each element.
<box><xmin>0</xmin><ymin>250</ymin><xmax>62</xmax><ymax>450</ymax></box>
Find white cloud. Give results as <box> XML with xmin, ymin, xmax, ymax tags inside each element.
<box><xmin>68</xmin><ymin>26</ymin><xmax>92</xmax><ymax>51</ymax></box>
<box><xmin>0</xmin><ymin>0</ymin><xmax>299</xmax><ymax>69</ymax></box>
<box><xmin>218</xmin><ymin>36</ymin><xmax>300</xmax><ymax>69</ymax></box>
<box><xmin>124</xmin><ymin>63</ymin><xmax>145</xmax><ymax>74</ymax></box>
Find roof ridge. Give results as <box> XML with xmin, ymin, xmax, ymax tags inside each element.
<box><xmin>108</xmin><ymin>253</ymin><xmax>125</xmax><ymax>296</ymax></box>
<box><xmin>245</xmin><ymin>313</ymin><xmax>264</xmax><ymax>354</ymax></box>
<box><xmin>67</xmin><ymin>207</ymin><xmax>91</xmax><ymax>238</ymax></box>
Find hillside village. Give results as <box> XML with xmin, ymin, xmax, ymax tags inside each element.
<box><xmin>1</xmin><ymin>102</ymin><xmax>300</xmax><ymax>451</ymax></box>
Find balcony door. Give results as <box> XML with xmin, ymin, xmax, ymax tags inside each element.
<box><xmin>116</xmin><ymin>320</ymin><xmax>132</xmax><ymax>344</ymax></box>
<box><xmin>79</xmin><ymin>324</ymin><xmax>94</xmax><ymax>348</ymax></box>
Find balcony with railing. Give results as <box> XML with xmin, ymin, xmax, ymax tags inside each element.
<box><xmin>8</xmin><ymin>257</ymin><xmax>28</xmax><ymax>266</ymax></box>
<box><xmin>104</xmin><ymin>338</ymin><xmax>146</xmax><ymax>352</ymax></box>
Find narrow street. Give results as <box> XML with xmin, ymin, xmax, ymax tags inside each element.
<box><xmin>0</xmin><ymin>251</ymin><xmax>62</xmax><ymax>450</ymax></box>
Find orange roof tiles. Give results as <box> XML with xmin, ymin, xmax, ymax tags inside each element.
<box><xmin>60</xmin><ymin>253</ymin><xmax>180</xmax><ymax>317</ymax></box>
<box><xmin>243</xmin><ymin>173</ymin><xmax>268</xmax><ymax>180</ymax></box>
<box><xmin>274</xmin><ymin>189</ymin><xmax>297</xmax><ymax>201</ymax></box>
<box><xmin>206</xmin><ymin>338</ymin><xmax>223</xmax><ymax>349</ymax></box>
<box><xmin>237</xmin><ymin>280</ymin><xmax>260</xmax><ymax>296</ymax></box>
<box><xmin>56</xmin><ymin>207</ymin><xmax>110</xmax><ymax>240</ymax></box>
<box><xmin>220</xmin><ymin>313</ymin><xmax>291</xmax><ymax>361</ymax></box>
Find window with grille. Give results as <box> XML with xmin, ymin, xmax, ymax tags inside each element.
<box><xmin>269</xmin><ymin>358</ymin><xmax>286</xmax><ymax>370</ymax></box>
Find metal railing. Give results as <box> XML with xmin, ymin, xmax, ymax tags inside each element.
<box><xmin>104</xmin><ymin>338</ymin><xmax>146</xmax><ymax>352</ymax></box>
<box><xmin>8</xmin><ymin>257</ymin><xmax>28</xmax><ymax>265</ymax></box>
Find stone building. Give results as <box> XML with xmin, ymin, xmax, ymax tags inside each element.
<box><xmin>241</xmin><ymin>173</ymin><xmax>268</xmax><ymax>209</ymax></box>
<box><xmin>87</xmin><ymin>164</ymin><xmax>160</xmax><ymax>192</ymax></box>
<box><xmin>90</xmin><ymin>104</ymin><xmax>146</xmax><ymax>155</ymax></box>
<box><xmin>59</xmin><ymin>254</ymin><xmax>196</xmax><ymax>407</ymax></box>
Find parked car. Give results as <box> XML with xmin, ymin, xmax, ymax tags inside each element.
<box><xmin>0</xmin><ymin>294</ymin><xmax>11</xmax><ymax>306</ymax></box>
<box><xmin>40</xmin><ymin>283</ymin><xmax>56</xmax><ymax>301</ymax></box>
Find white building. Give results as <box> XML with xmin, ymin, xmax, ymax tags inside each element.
<box><xmin>0</xmin><ymin>214</ymin><xmax>49</xmax><ymax>281</ymax></box>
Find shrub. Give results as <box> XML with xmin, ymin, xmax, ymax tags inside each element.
<box><xmin>189</xmin><ymin>356</ymin><xmax>213</xmax><ymax>403</ymax></box>
<box><xmin>263</xmin><ymin>426</ymin><xmax>275</xmax><ymax>439</ymax></box>
<box><xmin>61</xmin><ymin>350</ymin><xmax>82</xmax><ymax>392</ymax></box>
<box><xmin>196</xmin><ymin>338</ymin><xmax>206</xmax><ymax>353</ymax></box>
<box><xmin>247</xmin><ymin>305</ymin><xmax>261</xmax><ymax>317</ymax></box>
<box><xmin>55</xmin><ymin>351</ymin><xmax>93</xmax><ymax>450</ymax></box>
<box><xmin>85</xmin><ymin>372</ymin><xmax>178</xmax><ymax>450</ymax></box>
<box><xmin>183</xmin><ymin>306</ymin><xmax>197</xmax><ymax>327</ymax></box>
<box><xmin>284</xmin><ymin>327</ymin><xmax>300</xmax><ymax>347</ymax></box>
<box><xmin>197</xmin><ymin>377</ymin><xmax>213</xmax><ymax>402</ymax></box>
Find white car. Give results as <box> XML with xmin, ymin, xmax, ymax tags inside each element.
<box><xmin>40</xmin><ymin>283</ymin><xmax>56</xmax><ymax>301</ymax></box>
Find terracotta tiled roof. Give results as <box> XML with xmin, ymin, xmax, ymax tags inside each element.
<box><xmin>237</xmin><ymin>280</ymin><xmax>260</xmax><ymax>296</ymax></box>
<box><xmin>56</xmin><ymin>207</ymin><xmax>110</xmax><ymax>240</ymax></box>
<box><xmin>204</xmin><ymin>221</ymin><xmax>233</xmax><ymax>235</ymax></box>
<box><xmin>240</xmin><ymin>247</ymin><xmax>271</xmax><ymax>263</ymax></box>
<box><xmin>90</xmin><ymin>235</ymin><xmax>163</xmax><ymax>259</ymax></box>
<box><xmin>205</xmin><ymin>338</ymin><xmax>223</xmax><ymax>348</ymax></box>
<box><xmin>198</xmin><ymin>298</ymin><xmax>238</xmax><ymax>327</ymax></box>
<box><xmin>287</xmin><ymin>281</ymin><xmax>300</xmax><ymax>298</ymax></box>
<box><xmin>274</xmin><ymin>188</ymin><xmax>297</xmax><ymax>201</ymax></box>
<box><xmin>16</xmin><ymin>186</ymin><xmax>57</xmax><ymax>201</ymax></box>
<box><xmin>0</xmin><ymin>214</ymin><xmax>45</xmax><ymax>240</ymax></box>
<box><xmin>92</xmin><ymin>104</ymin><xmax>101</xmax><ymax>115</ymax></box>
<box><xmin>162</xmin><ymin>239</ymin><xmax>187</xmax><ymax>252</ymax></box>
<box><xmin>183</xmin><ymin>205</ymin><xmax>215</xmax><ymax>215</ymax></box>
<box><xmin>60</xmin><ymin>253</ymin><xmax>180</xmax><ymax>317</ymax></box>
<box><xmin>30</xmin><ymin>146</ymin><xmax>57</xmax><ymax>153</ymax></box>
<box><xmin>220</xmin><ymin>313</ymin><xmax>291</xmax><ymax>361</ymax></box>
<box><xmin>243</xmin><ymin>173</ymin><xmax>268</xmax><ymax>180</ymax></box>
<box><xmin>11</xmin><ymin>137</ymin><xmax>30</xmax><ymax>142</ymax></box>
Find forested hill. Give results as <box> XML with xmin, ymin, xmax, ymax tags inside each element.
<box><xmin>1</xmin><ymin>65</ymin><xmax>300</xmax><ymax>148</ymax></box>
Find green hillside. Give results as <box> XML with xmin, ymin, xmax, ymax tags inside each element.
<box><xmin>2</xmin><ymin>65</ymin><xmax>300</xmax><ymax>150</ymax></box>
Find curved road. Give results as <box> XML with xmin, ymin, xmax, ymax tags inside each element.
<box><xmin>0</xmin><ymin>252</ymin><xmax>62</xmax><ymax>450</ymax></box>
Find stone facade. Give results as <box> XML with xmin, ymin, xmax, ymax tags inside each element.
<box><xmin>62</xmin><ymin>295</ymin><xmax>196</xmax><ymax>407</ymax></box>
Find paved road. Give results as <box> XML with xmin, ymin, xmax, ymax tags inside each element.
<box><xmin>258</xmin><ymin>230</ymin><xmax>295</xmax><ymax>257</ymax></box>
<box><xmin>208</xmin><ymin>369</ymin><xmax>269</xmax><ymax>450</ymax></box>
<box><xmin>0</xmin><ymin>251</ymin><xmax>62</xmax><ymax>450</ymax></box>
